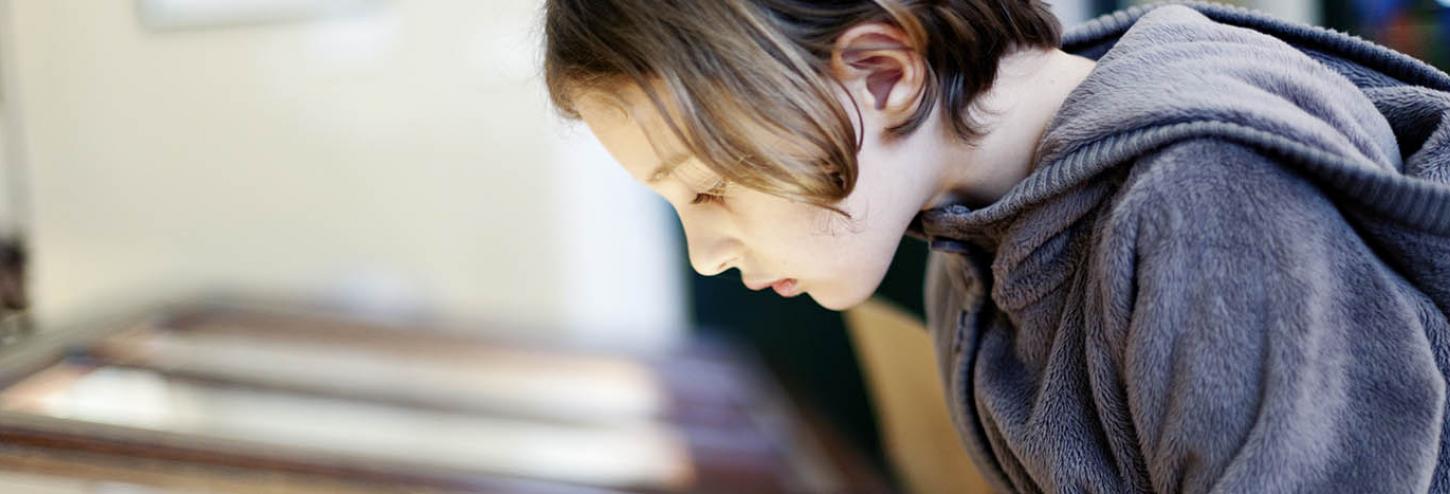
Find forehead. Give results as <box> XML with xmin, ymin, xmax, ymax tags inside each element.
<box><xmin>574</xmin><ymin>84</ymin><xmax>688</xmax><ymax>185</ymax></box>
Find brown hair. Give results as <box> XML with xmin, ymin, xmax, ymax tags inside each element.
<box><xmin>543</xmin><ymin>0</ymin><xmax>1061</xmax><ymax>212</ymax></box>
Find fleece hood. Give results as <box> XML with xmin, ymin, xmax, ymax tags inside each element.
<box><xmin>915</xmin><ymin>1</ymin><xmax>1450</xmax><ymax>233</ymax></box>
<box><xmin>908</xmin><ymin>3</ymin><xmax>1450</xmax><ymax>492</ymax></box>
<box><xmin>912</xmin><ymin>0</ymin><xmax>1450</xmax><ymax>317</ymax></box>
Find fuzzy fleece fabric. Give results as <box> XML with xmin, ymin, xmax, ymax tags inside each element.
<box><xmin>907</xmin><ymin>2</ymin><xmax>1450</xmax><ymax>492</ymax></box>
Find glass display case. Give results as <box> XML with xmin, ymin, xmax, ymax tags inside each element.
<box><xmin>0</xmin><ymin>300</ymin><xmax>880</xmax><ymax>493</ymax></box>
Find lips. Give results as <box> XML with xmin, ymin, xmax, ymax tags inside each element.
<box><xmin>770</xmin><ymin>278</ymin><xmax>801</xmax><ymax>298</ymax></box>
<box><xmin>743</xmin><ymin>278</ymin><xmax>778</xmax><ymax>291</ymax></box>
<box><xmin>744</xmin><ymin>277</ymin><xmax>801</xmax><ymax>297</ymax></box>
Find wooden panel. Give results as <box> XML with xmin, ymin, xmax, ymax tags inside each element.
<box><xmin>845</xmin><ymin>298</ymin><xmax>990</xmax><ymax>494</ymax></box>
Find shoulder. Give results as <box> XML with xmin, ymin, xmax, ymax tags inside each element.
<box><xmin>1101</xmin><ymin>138</ymin><xmax>1349</xmax><ymax>257</ymax></box>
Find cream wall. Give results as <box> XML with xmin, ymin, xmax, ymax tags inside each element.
<box><xmin>0</xmin><ymin>0</ymin><xmax>685</xmax><ymax>344</ymax></box>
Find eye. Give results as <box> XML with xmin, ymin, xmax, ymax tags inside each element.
<box><xmin>689</xmin><ymin>179</ymin><xmax>729</xmax><ymax>206</ymax></box>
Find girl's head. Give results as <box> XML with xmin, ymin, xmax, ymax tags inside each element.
<box><xmin>543</xmin><ymin>0</ymin><xmax>1061</xmax><ymax>309</ymax></box>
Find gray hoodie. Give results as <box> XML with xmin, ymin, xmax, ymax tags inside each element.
<box><xmin>907</xmin><ymin>2</ymin><xmax>1450</xmax><ymax>492</ymax></box>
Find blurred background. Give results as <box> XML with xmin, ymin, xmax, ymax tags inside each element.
<box><xmin>1</xmin><ymin>0</ymin><xmax>685</xmax><ymax>345</ymax></box>
<box><xmin>0</xmin><ymin>1</ymin><xmax>1441</xmax><ymax>493</ymax></box>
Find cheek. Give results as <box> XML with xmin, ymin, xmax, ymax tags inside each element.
<box><xmin>805</xmin><ymin>233</ymin><xmax>900</xmax><ymax>310</ymax></box>
<box><xmin>732</xmin><ymin>155</ymin><xmax>922</xmax><ymax>310</ymax></box>
<box><xmin>755</xmin><ymin>207</ymin><xmax>895</xmax><ymax>310</ymax></box>
<box><xmin>798</xmin><ymin>160</ymin><xmax>925</xmax><ymax>309</ymax></box>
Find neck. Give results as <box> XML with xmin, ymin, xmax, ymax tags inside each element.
<box><xmin>924</xmin><ymin>48</ymin><xmax>1097</xmax><ymax>210</ymax></box>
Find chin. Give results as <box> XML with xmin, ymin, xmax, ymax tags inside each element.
<box><xmin>806</xmin><ymin>283</ymin><xmax>878</xmax><ymax>312</ymax></box>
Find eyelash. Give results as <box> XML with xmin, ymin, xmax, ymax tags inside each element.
<box><xmin>690</xmin><ymin>180</ymin><xmax>729</xmax><ymax>205</ymax></box>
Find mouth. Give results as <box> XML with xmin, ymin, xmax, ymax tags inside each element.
<box><xmin>771</xmin><ymin>279</ymin><xmax>802</xmax><ymax>298</ymax></box>
<box><xmin>744</xmin><ymin>277</ymin><xmax>802</xmax><ymax>298</ymax></box>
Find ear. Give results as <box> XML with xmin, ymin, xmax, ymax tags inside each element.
<box><xmin>829</xmin><ymin>22</ymin><xmax>926</xmax><ymax>119</ymax></box>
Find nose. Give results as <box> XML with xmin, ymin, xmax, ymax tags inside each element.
<box><xmin>680</xmin><ymin>218</ymin><xmax>738</xmax><ymax>277</ymax></box>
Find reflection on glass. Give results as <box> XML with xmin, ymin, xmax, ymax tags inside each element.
<box><xmin>0</xmin><ymin>471</ymin><xmax>195</xmax><ymax>494</ymax></box>
<box><xmin>0</xmin><ymin>364</ymin><xmax>694</xmax><ymax>490</ymax></box>
<box><xmin>95</xmin><ymin>326</ymin><xmax>668</xmax><ymax>425</ymax></box>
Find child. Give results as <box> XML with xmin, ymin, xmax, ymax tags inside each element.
<box><xmin>543</xmin><ymin>0</ymin><xmax>1450</xmax><ymax>491</ymax></box>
